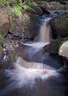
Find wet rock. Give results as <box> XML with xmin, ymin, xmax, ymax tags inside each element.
<box><xmin>44</xmin><ymin>36</ymin><xmax>68</xmax><ymax>55</ymax></box>
<box><xmin>50</xmin><ymin>13</ymin><xmax>68</xmax><ymax>38</ymax></box>
<box><xmin>0</xmin><ymin>6</ymin><xmax>42</xmax><ymax>42</ymax></box>
<box><xmin>59</xmin><ymin>41</ymin><xmax>68</xmax><ymax>59</ymax></box>
<box><xmin>0</xmin><ymin>49</ymin><xmax>12</xmax><ymax>69</ymax></box>
<box><xmin>44</xmin><ymin>38</ymin><xmax>63</xmax><ymax>55</ymax></box>
<box><xmin>38</xmin><ymin>6</ymin><xmax>50</xmax><ymax>15</ymax></box>
<box><xmin>23</xmin><ymin>14</ymin><xmax>41</xmax><ymax>40</ymax></box>
<box><xmin>5</xmin><ymin>42</ymin><xmax>27</xmax><ymax>57</ymax></box>
<box><xmin>5</xmin><ymin>42</ymin><xmax>64</xmax><ymax>69</ymax></box>
<box><xmin>43</xmin><ymin>54</ymin><xmax>63</xmax><ymax>69</ymax></box>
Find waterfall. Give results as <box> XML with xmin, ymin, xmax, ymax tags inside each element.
<box><xmin>34</xmin><ymin>18</ymin><xmax>52</xmax><ymax>42</ymax></box>
<box><xmin>20</xmin><ymin>18</ymin><xmax>52</xmax><ymax>62</ymax></box>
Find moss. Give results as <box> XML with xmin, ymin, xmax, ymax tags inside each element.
<box><xmin>55</xmin><ymin>14</ymin><xmax>68</xmax><ymax>31</ymax></box>
<box><xmin>50</xmin><ymin>2</ymin><xmax>68</xmax><ymax>10</ymax></box>
<box><xmin>0</xmin><ymin>34</ymin><xmax>4</xmax><ymax>44</ymax></box>
<box><xmin>0</xmin><ymin>23</ymin><xmax>10</xmax><ymax>37</ymax></box>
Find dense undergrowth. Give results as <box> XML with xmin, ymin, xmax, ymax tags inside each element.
<box><xmin>0</xmin><ymin>0</ymin><xmax>48</xmax><ymax>17</ymax></box>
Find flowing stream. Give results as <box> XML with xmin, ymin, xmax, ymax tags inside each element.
<box><xmin>21</xmin><ymin>17</ymin><xmax>52</xmax><ymax>62</ymax></box>
<box><xmin>0</xmin><ymin>17</ymin><xmax>65</xmax><ymax>96</ymax></box>
<box><xmin>17</xmin><ymin>17</ymin><xmax>51</xmax><ymax>64</ymax></box>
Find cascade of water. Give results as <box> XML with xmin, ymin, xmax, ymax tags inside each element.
<box><xmin>34</xmin><ymin>18</ymin><xmax>52</xmax><ymax>42</ymax></box>
<box><xmin>20</xmin><ymin>18</ymin><xmax>52</xmax><ymax>62</ymax></box>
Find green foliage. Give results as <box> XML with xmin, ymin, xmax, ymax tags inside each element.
<box><xmin>8</xmin><ymin>0</ymin><xmax>17</xmax><ymax>4</ymax></box>
<box><xmin>0</xmin><ymin>0</ymin><xmax>17</xmax><ymax>6</ymax></box>
<box><xmin>9</xmin><ymin>12</ymin><xmax>12</xmax><ymax>20</ymax></box>
<box><xmin>23</xmin><ymin>21</ymin><xmax>27</xmax><ymax>28</ymax></box>
<box><xmin>22</xmin><ymin>30</ymin><xmax>24</xmax><ymax>40</ymax></box>
<box><xmin>0</xmin><ymin>0</ymin><xmax>35</xmax><ymax>17</ymax></box>
<box><xmin>22</xmin><ymin>4</ymin><xmax>35</xmax><ymax>12</ymax></box>
<box><xmin>13</xmin><ymin>3</ymin><xmax>35</xmax><ymax>17</ymax></box>
<box><xmin>13</xmin><ymin>5</ymin><xmax>22</xmax><ymax>17</ymax></box>
<box><xmin>0</xmin><ymin>0</ymin><xmax>8</xmax><ymax>6</ymax></box>
<box><xmin>0</xmin><ymin>0</ymin><xmax>47</xmax><ymax>17</ymax></box>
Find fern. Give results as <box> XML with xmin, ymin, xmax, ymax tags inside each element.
<box><xmin>0</xmin><ymin>0</ymin><xmax>17</xmax><ymax>6</ymax></box>
<box><xmin>0</xmin><ymin>0</ymin><xmax>8</xmax><ymax>6</ymax></box>
<box><xmin>22</xmin><ymin>4</ymin><xmax>33</xmax><ymax>11</ymax></box>
<box><xmin>13</xmin><ymin>5</ymin><xmax>22</xmax><ymax>17</ymax></box>
<box><xmin>0</xmin><ymin>0</ymin><xmax>44</xmax><ymax>17</ymax></box>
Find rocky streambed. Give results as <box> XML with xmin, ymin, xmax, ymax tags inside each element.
<box><xmin>0</xmin><ymin>1</ymin><xmax>68</xmax><ymax>96</ymax></box>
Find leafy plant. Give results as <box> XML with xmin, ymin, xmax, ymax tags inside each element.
<box><xmin>9</xmin><ymin>12</ymin><xmax>12</xmax><ymax>20</ymax></box>
<box><xmin>8</xmin><ymin>0</ymin><xmax>17</xmax><ymax>4</ymax></box>
<box><xmin>0</xmin><ymin>0</ymin><xmax>47</xmax><ymax>17</ymax></box>
<box><xmin>0</xmin><ymin>0</ymin><xmax>8</xmax><ymax>6</ymax></box>
<box><xmin>0</xmin><ymin>0</ymin><xmax>17</xmax><ymax>6</ymax></box>
<box><xmin>13</xmin><ymin>5</ymin><xmax>22</xmax><ymax>17</ymax></box>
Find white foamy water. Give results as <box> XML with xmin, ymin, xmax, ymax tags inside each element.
<box><xmin>21</xmin><ymin>17</ymin><xmax>51</xmax><ymax>51</ymax></box>
<box><xmin>5</xmin><ymin>65</ymin><xmax>59</xmax><ymax>89</ymax></box>
<box><xmin>0</xmin><ymin>57</ymin><xmax>64</xmax><ymax>96</ymax></box>
<box><xmin>3</xmin><ymin>18</ymin><xmax>55</xmax><ymax>91</ymax></box>
<box><xmin>4</xmin><ymin>57</ymin><xmax>59</xmax><ymax>89</ymax></box>
<box><xmin>21</xmin><ymin>42</ymin><xmax>49</xmax><ymax>49</ymax></box>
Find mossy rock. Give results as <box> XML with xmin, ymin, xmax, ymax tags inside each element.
<box><xmin>50</xmin><ymin>13</ymin><xmax>68</xmax><ymax>37</ymax></box>
<box><xmin>9</xmin><ymin>11</ymin><xmax>41</xmax><ymax>40</ymax></box>
<box><xmin>0</xmin><ymin>7</ymin><xmax>10</xmax><ymax>37</ymax></box>
<box><xmin>0</xmin><ymin>34</ymin><xmax>3</xmax><ymax>58</ymax></box>
<box><xmin>55</xmin><ymin>14</ymin><xmax>68</xmax><ymax>36</ymax></box>
<box><xmin>0</xmin><ymin>23</ymin><xmax>10</xmax><ymax>37</ymax></box>
<box><xmin>0</xmin><ymin>34</ymin><xmax>4</xmax><ymax>44</ymax></box>
<box><xmin>50</xmin><ymin>1</ymin><xmax>68</xmax><ymax>10</ymax></box>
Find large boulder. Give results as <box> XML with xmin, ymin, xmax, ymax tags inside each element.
<box><xmin>9</xmin><ymin>12</ymin><xmax>41</xmax><ymax>40</ymax></box>
<box><xmin>50</xmin><ymin>13</ymin><xmax>68</xmax><ymax>38</ymax></box>
<box><xmin>44</xmin><ymin>38</ymin><xmax>63</xmax><ymax>55</ymax></box>
<box><xmin>0</xmin><ymin>5</ymin><xmax>43</xmax><ymax>42</ymax></box>
<box><xmin>0</xmin><ymin>3</ymin><xmax>50</xmax><ymax>42</ymax></box>
<box><xmin>8</xmin><ymin>3</ymin><xmax>45</xmax><ymax>41</ymax></box>
<box><xmin>44</xmin><ymin>37</ymin><xmax>68</xmax><ymax>55</ymax></box>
